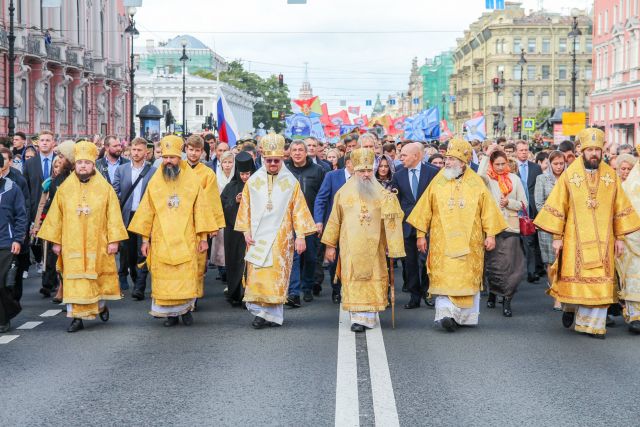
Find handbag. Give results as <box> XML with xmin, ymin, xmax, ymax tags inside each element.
<box><xmin>519</xmin><ymin>202</ymin><xmax>536</xmax><ymax>236</ymax></box>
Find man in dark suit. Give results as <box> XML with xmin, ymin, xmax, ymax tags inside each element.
<box><xmin>515</xmin><ymin>140</ymin><xmax>543</xmax><ymax>282</ymax></box>
<box><xmin>314</xmin><ymin>151</ymin><xmax>354</xmax><ymax>303</ymax></box>
<box><xmin>304</xmin><ymin>137</ymin><xmax>331</xmax><ymax>172</ymax></box>
<box><xmin>392</xmin><ymin>142</ymin><xmax>440</xmax><ymax>309</ymax></box>
<box><xmin>206</xmin><ymin>140</ymin><xmax>229</xmax><ymax>173</ymax></box>
<box><xmin>96</xmin><ymin>135</ymin><xmax>129</xmax><ymax>184</ymax></box>
<box><xmin>112</xmin><ymin>138</ymin><xmax>156</xmax><ymax>299</ymax></box>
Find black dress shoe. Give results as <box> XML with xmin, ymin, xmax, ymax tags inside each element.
<box><xmin>131</xmin><ymin>291</ymin><xmax>144</xmax><ymax>301</ymax></box>
<box><xmin>424</xmin><ymin>296</ymin><xmax>435</xmax><ymax>307</ymax></box>
<box><xmin>350</xmin><ymin>323</ymin><xmax>365</xmax><ymax>333</ymax></box>
<box><xmin>332</xmin><ymin>292</ymin><xmax>341</xmax><ymax>304</ymax></box>
<box><xmin>562</xmin><ymin>311</ymin><xmax>575</xmax><ymax>328</ymax></box>
<box><xmin>163</xmin><ymin>316</ymin><xmax>179</xmax><ymax>327</ymax></box>
<box><xmin>487</xmin><ymin>292</ymin><xmax>496</xmax><ymax>309</ymax></box>
<box><xmin>285</xmin><ymin>295</ymin><xmax>301</xmax><ymax>308</ymax></box>
<box><xmin>312</xmin><ymin>284</ymin><xmax>322</xmax><ymax>296</ymax></box>
<box><xmin>67</xmin><ymin>318</ymin><xmax>84</xmax><ymax>333</ymax></box>
<box><xmin>404</xmin><ymin>301</ymin><xmax>420</xmax><ymax>309</ymax></box>
<box><xmin>252</xmin><ymin>316</ymin><xmax>267</xmax><ymax>329</ymax></box>
<box><xmin>303</xmin><ymin>291</ymin><xmax>313</xmax><ymax>302</ymax></box>
<box><xmin>628</xmin><ymin>320</ymin><xmax>640</xmax><ymax>334</ymax></box>
<box><xmin>588</xmin><ymin>333</ymin><xmax>606</xmax><ymax>340</ymax></box>
<box><xmin>181</xmin><ymin>312</ymin><xmax>194</xmax><ymax>326</ymax></box>
<box><xmin>266</xmin><ymin>321</ymin><xmax>281</xmax><ymax>328</ymax></box>
<box><xmin>40</xmin><ymin>287</ymin><xmax>52</xmax><ymax>298</ymax></box>
<box><xmin>527</xmin><ymin>274</ymin><xmax>540</xmax><ymax>283</ymax></box>
<box><xmin>99</xmin><ymin>307</ymin><xmax>110</xmax><ymax>322</ymax></box>
<box><xmin>52</xmin><ymin>297</ymin><xmax>62</xmax><ymax>304</ymax></box>
<box><xmin>441</xmin><ymin>317</ymin><xmax>458</xmax><ymax>332</ymax></box>
<box><xmin>502</xmin><ymin>297</ymin><xmax>513</xmax><ymax>317</ymax></box>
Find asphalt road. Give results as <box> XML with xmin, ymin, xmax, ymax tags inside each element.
<box><xmin>1</xmin><ymin>266</ymin><xmax>638</xmax><ymax>426</ymax></box>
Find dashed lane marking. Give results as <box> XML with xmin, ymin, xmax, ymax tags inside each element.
<box><xmin>335</xmin><ymin>306</ymin><xmax>360</xmax><ymax>426</ymax></box>
<box><xmin>17</xmin><ymin>321</ymin><xmax>43</xmax><ymax>330</ymax></box>
<box><xmin>40</xmin><ymin>309</ymin><xmax>62</xmax><ymax>317</ymax></box>
<box><xmin>0</xmin><ymin>335</ymin><xmax>20</xmax><ymax>344</ymax></box>
<box><xmin>367</xmin><ymin>323</ymin><xmax>400</xmax><ymax>426</ymax></box>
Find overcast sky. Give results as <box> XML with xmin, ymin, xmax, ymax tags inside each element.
<box><xmin>135</xmin><ymin>0</ymin><xmax>592</xmax><ymax>115</ymax></box>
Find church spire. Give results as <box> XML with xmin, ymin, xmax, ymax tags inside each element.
<box><xmin>298</xmin><ymin>62</ymin><xmax>313</xmax><ymax>100</ymax></box>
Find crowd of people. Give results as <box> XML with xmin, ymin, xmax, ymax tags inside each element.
<box><xmin>1</xmin><ymin>127</ymin><xmax>640</xmax><ymax>339</ymax></box>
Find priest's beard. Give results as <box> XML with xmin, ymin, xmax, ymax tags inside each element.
<box><xmin>583</xmin><ymin>155</ymin><xmax>601</xmax><ymax>171</ymax></box>
<box><xmin>443</xmin><ymin>164</ymin><xmax>464</xmax><ymax>180</ymax></box>
<box><xmin>76</xmin><ymin>169</ymin><xmax>96</xmax><ymax>182</ymax></box>
<box><xmin>356</xmin><ymin>175</ymin><xmax>382</xmax><ymax>202</ymax></box>
<box><xmin>163</xmin><ymin>164</ymin><xmax>181</xmax><ymax>181</ymax></box>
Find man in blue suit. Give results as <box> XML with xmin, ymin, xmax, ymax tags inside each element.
<box><xmin>314</xmin><ymin>151</ymin><xmax>354</xmax><ymax>303</ymax></box>
<box><xmin>112</xmin><ymin>138</ymin><xmax>157</xmax><ymax>300</ymax></box>
<box><xmin>392</xmin><ymin>142</ymin><xmax>439</xmax><ymax>309</ymax></box>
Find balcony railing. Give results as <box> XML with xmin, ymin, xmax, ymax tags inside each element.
<box><xmin>84</xmin><ymin>54</ymin><xmax>94</xmax><ymax>71</ymax></box>
<box><xmin>27</xmin><ymin>35</ymin><xmax>42</xmax><ymax>55</ymax></box>
<box><xmin>46</xmin><ymin>45</ymin><xmax>61</xmax><ymax>61</ymax></box>
<box><xmin>0</xmin><ymin>28</ymin><xmax>7</xmax><ymax>48</ymax></box>
<box><xmin>67</xmin><ymin>51</ymin><xmax>79</xmax><ymax>66</ymax></box>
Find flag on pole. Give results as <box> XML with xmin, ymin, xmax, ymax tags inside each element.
<box><xmin>464</xmin><ymin>114</ymin><xmax>486</xmax><ymax>141</ymax></box>
<box><xmin>348</xmin><ymin>106</ymin><xmax>360</xmax><ymax>115</ymax></box>
<box><xmin>291</xmin><ymin>96</ymin><xmax>323</xmax><ymax>117</ymax></box>
<box><xmin>216</xmin><ymin>92</ymin><xmax>239</xmax><ymax>147</ymax></box>
<box><xmin>353</xmin><ymin>115</ymin><xmax>369</xmax><ymax>127</ymax></box>
<box><xmin>323</xmin><ymin>110</ymin><xmax>351</xmax><ymax>127</ymax></box>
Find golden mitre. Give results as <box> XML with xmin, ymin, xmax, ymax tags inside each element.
<box><xmin>161</xmin><ymin>134</ymin><xmax>184</xmax><ymax>157</ymax></box>
<box><xmin>351</xmin><ymin>148</ymin><xmax>375</xmax><ymax>171</ymax></box>
<box><xmin>260</xmin><ymin>132</ymin><xmax>285</xmax><ymax>157</ymax></box>
<box><xmin>577</xmin><ymin>127</ymin><xmax>605</xmax><ymax>150</ymax></box>
<box><xmin>445</xmin><ymin>138</ymin><xmax>473</xmax><ymax>164</ymax></box>
<box><xmin>74</xmin><ymin>140</ymin><xmax>98</xmax><ymax>163</ymax></box>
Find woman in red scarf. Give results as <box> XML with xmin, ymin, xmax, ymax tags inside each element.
<box><xmin>478</xmin><ymin>144</ymin><xmax>528</xmax><ymax>317</ymax></box>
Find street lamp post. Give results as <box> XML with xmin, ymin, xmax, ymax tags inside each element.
<box><xmin>180</xmin><ymin>39</ymin><xmax>189</xmax><ymax>135</ymax></box>
<box><xmin>7</xmin><ymin>0</ymin><xmax>15</xmax><ymax>138</ymax></box>
<box><xmin>518</xmin><ymin>49</ymin><xmax>527</xmax><ymax>140</ymax></box>
<box><xmin>569</xmin><ymin>14</ymin><xmax>582</xmax><ymax>113</ymax></box>
<box><xmin>441</xmin><ymin>91</ymin><xmax>447</xmax><ymax>122</ymax></box>
<box><xmin>124</xmin><ymin>7</ymin><xmax>139</xmax><ymax>140</ymax></box>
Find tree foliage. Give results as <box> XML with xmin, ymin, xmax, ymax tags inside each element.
<box><xmin>194</xmin><ymin>60</ymin><xmax>292</xmax><ymax>133</ymax></box>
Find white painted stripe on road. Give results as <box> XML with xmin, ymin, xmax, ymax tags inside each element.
<box><xmin>335</xmin><ymin>306</ymin><xmax>359</xmax><ymax>427</ymax></box>
<box><xmin>17</xmin><ymin>321</ymin><xmax>43</xmax><ymax>330</ymax></box>
<box><xmin>0</xmin><ymin>335</ymin><xmax>19</xmax><ymax>344</ymax></box>
<box><xmin>367</xmin><ymin>325</ymin><xmax>400</xmax><ymax>427</ymax></box>
<box><xmin>40</xmin><ymin>309</ymin><xmax>62</xmax><ymax>317</ymax></box>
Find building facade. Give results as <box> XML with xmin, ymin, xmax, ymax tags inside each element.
<box><xmin>421</xmin><ymin>51</ymin><xmax>454</xmax><ymax>123</ymax></box>
<box><xmin>590</xmin><ymin>0</ymin><xmax>640</xmax><ymax>146</ymax></box>
<box><xmin>449</xmin><ymin>2</ymin><xmax>592</xmax><ymax>137</ymax></box>
<box><xmin>0</xmin><ymin>0</ymin><xmax>132</xmax><ymax>139</ymax></box>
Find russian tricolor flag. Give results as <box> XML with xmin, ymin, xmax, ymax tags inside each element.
<box><xmin>216</xmin><ymin>92</ymin><xmax>239</xmax><ymax>147</ymax></box>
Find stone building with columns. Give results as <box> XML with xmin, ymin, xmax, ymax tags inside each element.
<box><xmin>0</xmin><ymin>0</ymin><xmax>132</xmax><ymax>140</ymax></box>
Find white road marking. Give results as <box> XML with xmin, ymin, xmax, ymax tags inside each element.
<box><xmin>335</xmin><ymin>306</ymin><xmax>360</xmax><ymax>427</ymax></box>
<box><xmin>367</xmin><ymin>325</ymin><xmax>400</xmax><ymax>427</ymax></box>
<box><xmin>40</xmin><ymin>309</ymin><xmax>62</xmax><ymax>317</ymax></box>
<box><xmin>0</xmin><ymin>335</ymin><xmax>19</xmax><ymax>344</ymax></box>
<box><xmin>17</xmin><ymin>321</ymin><xmax>43</xmax><ymax>330</ymax></box>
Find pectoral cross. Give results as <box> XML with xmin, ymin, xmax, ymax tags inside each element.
<box><xmin>76</xmin><ymin>203</ymin><xmax>91</xmax><ymax>216</ymax></box>
<box><xmin>168</xmin><ymin>193</ymin><xmax>180</xmax><ymax>209</ymax></box>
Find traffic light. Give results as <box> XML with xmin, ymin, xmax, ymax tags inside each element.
<box><xmin>513</xmin><ymin>116</ymin><xmax>521</xmax><ymax>133</ymax></box>
<box><xmin>492</xmin><ymin>77</ymin><xmax>500</xmax><ymax>92</ymax></box>
<box><xmin>278</xmin><ymin>73</ymin><xmax>284</xmax><ymax>87</ymax></box>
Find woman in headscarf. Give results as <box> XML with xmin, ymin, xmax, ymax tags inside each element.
<box><xmin>478</xmin><ymin>144</ymin><xmax>527</xmax><ymax>317</ymax></box>
<box><xmin>210</xmin><ymin>151</ymin><xmax>235</xmax><ymax>282</ymax></box>
<box><xmin>374</xmin><ymin>154</ymin><xmax>395</xmax><ymax>190</ymax></box>
<box><xmin>220</xmin><ymin>152</ymin><xmax>256</xmax><ymax>306</ymax></box>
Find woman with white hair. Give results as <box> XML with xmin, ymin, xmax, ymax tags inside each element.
<box><xmin>616</xmin><ymin>153</ymin><xmax>637</xmax><ymax>182</ymax></box>
<box><xmin>210</xmin><ymin>151</ymin><xmax>235</xmax><ymax>282</ymax></box>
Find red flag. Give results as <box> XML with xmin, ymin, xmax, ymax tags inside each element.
<box><xmin>321</xmin><ymin>103</ymin><xmax>329</xmax><ymax>117</ymax></box>
<box><xmin>472</xmin><ymin>111</ymin><xmax>484</xmax><ymax>119</ymax></box>
<box><xmin>324</xmin><ymin>110</ymin><xmax>351</xmax><ymax>127</ymax></box>
<box><xmin>439</xmin><ymin>120</ymin><xmax>453</xmax><ymax>142</ymax></box>
<box><xmin>348</xmin><ymin>106</ymin><xmax>360</xmax><ymax>115</ymax></box>
<box><xmin>353</xmin><ymin>115</ymin><xmax>369</xmax><ymax>127</ymax></box>
<box><xmin>389</xmin><ymin>116</ymin><xmax>406</xmax><ymax>135</ymax></box>
<box><xmin>324</xmin><ymin>124</ymin><xmax>340</xmax><ymax>138</ymax></box>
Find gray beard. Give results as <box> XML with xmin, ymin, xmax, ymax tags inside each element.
<box><xmin>163</xmin><ymin>164</ymin><xmax>181</xmax><ymax>181</ymax></box>
<box><xmin>443</xmin><ymin>165</ymin><xmax>463</xmax><ymax>180</ymax></box>
<box><xmin>356</xmin><ymin>176</ymin><xmax>381</xmax><ymax>202</ymax></box>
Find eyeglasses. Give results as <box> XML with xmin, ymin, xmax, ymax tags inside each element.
<box><xmin>265</xmin><ymin>158</ymin><xmax>281</xmax><ymax>164</ymax></box>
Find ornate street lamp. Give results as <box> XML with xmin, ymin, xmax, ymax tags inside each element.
<box><xmin>518</xmin><ymin>49</ymin><xmax>527</xmax><ymax>139</ymax></box>
<box><xmin>7</xmin><ymin>0</ymin><xmax>16</xmax><ymax>138</ymax></box>
<box><xmin>124</xmin><ymin>7</ymin><xmax>139</xmax><ymax>139</ymax></box>
<box><xmin>180</xmin><ymin>39</ymin><xmax>189</xmax><ymax>135</ymax></box>
<box><xmin>569</xmin><ymin>13</ymin><xmax>582</xmax><ymax>113</ymax></box>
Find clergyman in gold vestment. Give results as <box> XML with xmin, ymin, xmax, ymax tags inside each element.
<box><xmin>322</xmin><ymin>148</ymin><xmax>405</xmax><ymax>332</ymax></box>
<box><xmin>128</xmin><ymin>135</ymin><xmax>218</xmax><ymax>327</ymax></box>
<box><xmin>38</xmin><ymin>141</ymin><xmax>128</xmax><ymax>333</ymax></box>
<box><xmin>535</xmin><ymin>128</ymin><xmax>640</xmax><ymax>338</ymax></box>
<box><xmin>235</xmin><ymin>132</ymin><xmax>316</xmax><ymax>329</ymax></box>
<box><xmin>407</xmin><ymin>138</ymin><xmax>507</xmax><ymax>332</ymax></box>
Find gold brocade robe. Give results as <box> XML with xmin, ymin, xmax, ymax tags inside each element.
<box><xmin>235</xmin><ymin>175</ymin><xmax>316</xmax><ymax>305</ymax></box>
<box><xmin>407</xmin><ymin>168</ymin><xmax>506</xmax><ymax>305</ymax></box>
<box><xmin>617</xmin><ymin>163</ymin><xmax>640</xmax><ymax>307</ymax></box>
<box><xmin>128</xmin><ymin>162</ymin><xmax>218</xmax><ymax>304</ymax></box>
<box><xmin>321</xmin><ymin>179</ymin><xmax>405</xmax><ymax>312</ymax></box>
<box><xmin>37</xmin><ymin>173</ymin><xmax>128</xmax><ymax>305</ymax></box>
<box><xmin>535</xmin><ymin>160</ymin><xmax>640</xmax><ymax>306</ymax></box>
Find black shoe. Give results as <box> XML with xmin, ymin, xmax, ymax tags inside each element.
<box><xmin>606</xmin><ymin>315</ymin><xmax>616</xmax><ymax>327</ymax></box>
<box><xmin>99</xmin><ymin>307</ymin><xmax>110</xmax><ymax>322</ymax></box>
<box><xmin>487</xmin><ymin>292</ymin><xmax>496</xmax><ymax>309</ymax></box>
<box><xmin>628</xmin><ymin>320</ymin><xmax>640</xmax><ymax>334</ymax></box>
<box><xmin>424</xmin><ymin>296</ymin><xmax>435</xmax><ymax>307</ymax></box>
<box><xmin>252</xmin><ymin>316</ymin><xmax>268</xmax><ymax>329</ymax></box>
<box><xmin>404</xmin><ymin>301</ymin><xmax>420</xmax><ymax>309</ymax></box>
<box><xmin>303</xmin><ymin>291</ymin><xmax>313</xmax><ymax>302</ymax></box>
<box><xmin>562</xmin><ymin>311</ymin><xmax>575</xmax><ymax>328</ymax></box>
<box><xmin>181</xmin><ymin>312</ymin><xmax>194</xmax><ymax>326</ymax></box>
<box><xmin>441</xmin><ymin>317</ymin><xmax>458</xmax><ymax>332</ymax></box>
<box><xmin>332</xmin><ymin>292</ymin><xmax>341</xmax><ymax>304</ymax></box>
<box><xmin>502</xmin><ymin>297</ymin><xmax>512</xmax><ymax>317</ymax></box>
<box><xmin>0</xmin><ymin>322</ymin><xmax>10</xmax><ymax>333</ymax></box>
<box><xmin>163</xmin><ymin>316</ymin><xmax>179</xmax><ymax>327</ymax></box>
<box><xmin>39</xmin><ymin>287</ymin><xmax>52</xmax><ymax>298</ymax></box>
<box><xmin>131</xmin><ymin>290</ymin><xmax>144</xmax><ymax>301</ymax></box>
<box><xmin>52</xmin><ymin>296</ymin><xmax>62</xmax><ymax>304</ymax></box>
<box><xmin>527</xmin><ymin>274</ymin><xmax>540</xmax><ymax>283</ymax></box>
<box><xmin>285</xmin><ymin>295</ymin><xmax>301</xmax><ymax>308</ymax></box>
<box><xmin>266</xmin><ymin>321</ymin><xmax>281</xmax><ymax>328</ymax></box>
<box><xmin>350</xmin><ymin>323</ymin><xmax>365</xmax><ymax>333</ymax></box>
<box><xmin>312</xmin><ymin>284</ymin><xmax>322</xmax><ymax>296</ymax></box>
<box><xmin>67</xmin><ymin>318</ymin><xmax>84</xmax><ymax>333</ymax></box>
<box><xmin>588</xmin><ymin>333</ymin><xmax>606</xmax><ymax>340</ymax></box>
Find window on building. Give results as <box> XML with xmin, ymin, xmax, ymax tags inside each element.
<box><xmin>513</xmin><ymin>65</ymin><xmax>522</xmax><ymax>80</ymax></box>
<box><xmin>527</xmin><ymin>90</ymin><xmax>535</xmax><ymax>107</ymax></box>
<box><xmin>162</xmin><ymin>99</ymin><xmax>170</xmax><ymax>115</ymax></box>
<box><xmin>498</xmin><ymin>92</ymin><xmax>504</xmax><ymax>105</ymax></box>
<box><xmin>495</xmin><ymin>39</ymin><xmax>503</xmax><ymax>54</ymax></box>
<box><xmin>622</xmin><ymin>100</ymin><xmax>627</xmax><ymax>118</ymax></box>
<box><xmin>542</xmin><ymin>65</ymin><xmax>551</xmax><ymax>80</ymax></box>
<box><xmin>558</xmin><ymin>65</ymin><xmax>567</xmax><ymax>80</ymax></box>
<box><xmin>528</xmin><ymin>38</ymin><xmax>536</xmax><ymax>53</ymax></box>
<box><xmin>527</xmin><ymin>65</ymin><xmax>536</xmax><ymax>79</ymax></box>
<box><xmin>513</xmin><ymin>90</ymin><xmax>521</xmax><ymax>107</ymax></box>
<box><xmin>542</xmin><ymin>38</ymin><xmax>550</xmax><ymax>53</ymax></box>
<box><xmin>559</xmin><ymin>38</ymin><xmax>567</xmax><ymax>53</ymax></box>
<box><xmin>605</xmin><ymin>10</ymin><xmax>609</xmax><ymax>33</ymax></box>
<box><xmin>513</xmin><ymin>38</ymin><xmax>522</xmax><ymax>53</ymax></box>
<box><xmin>585</xmin><ymin>67</ymin><xmax>592</xmax><ymax>81</ymax></box>
<box><xmin>195</xmin><ymin>99</ymin><xmax>204</xmax><ymax>116</ymax></box>
<box><xmin>586</xmin><ymin>37</ymin><xmax>593</xmax><ymax>53</ymax></box>
<box><xmin>559</xmin><ymin>91</ymin><xmax>567</xmax><ymax>107</ymax></box>
<box><xmin>541</xmin><ymin>91</ymin><xmax>550</xmax><ymax>106</ymax></box>
<box><xmin>598</xmin><ymin>13</ymin><xmax>602</xmax><ymax>36</ymax></box>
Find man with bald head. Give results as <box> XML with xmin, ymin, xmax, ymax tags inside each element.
<box><xmin>392</xmin><ymin>142</ymin><xmax>439</xmax><ymax>309</ymax></box>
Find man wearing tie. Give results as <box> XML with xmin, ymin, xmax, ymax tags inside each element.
<box><xmin>391</xmin><ymin>143</ymin><xmax>439</xmax><ymax>309</ymax></box>
<box><xmin>515</xmin><ymin>141</ymin><xmax>543</xmax><ymax>282</ymax></box>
